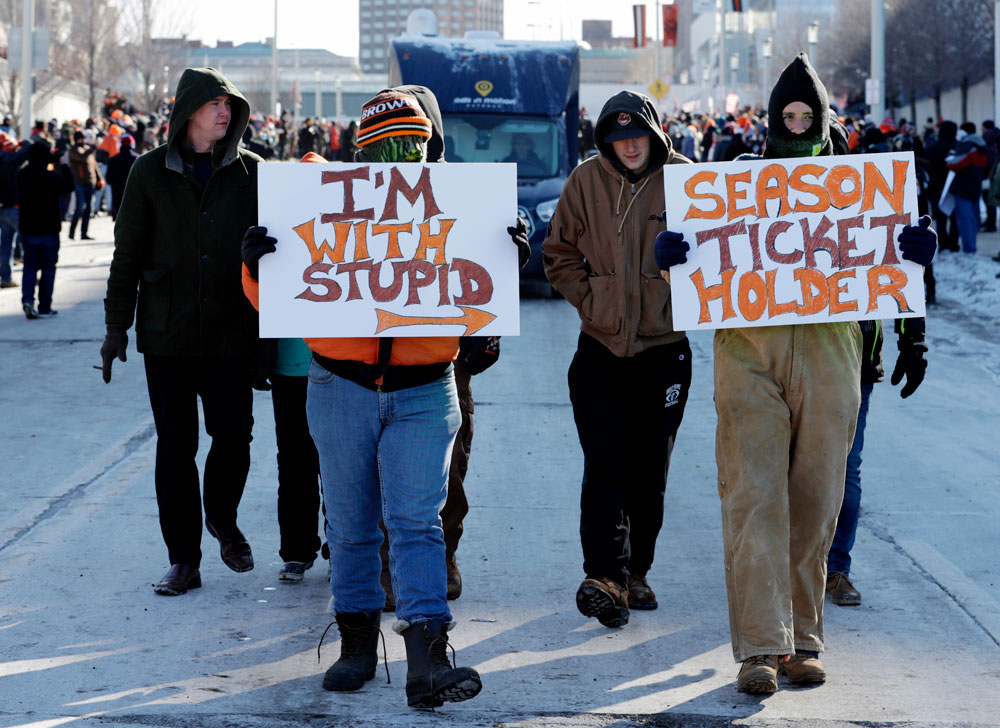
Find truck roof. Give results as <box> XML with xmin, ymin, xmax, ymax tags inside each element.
<box><xmin>389</xmin><ymin>36</ymin><xmax>580</xmax><ymax>117</ymax></box>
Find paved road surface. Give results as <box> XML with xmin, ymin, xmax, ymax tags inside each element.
<box><xmin>0</xmin><ymin>215</ymin><xmax>998</xmax><ymax>727</ymax></box>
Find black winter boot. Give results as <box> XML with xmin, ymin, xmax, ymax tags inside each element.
<box><xmin>401</xmin><ymin>620</ymin><xmax>482</xmax><ymax>709</ymax></box>
<box><xmin>320</xmin><ymin>611</ymin><xmax>382</xmax><ymax>691</ymax></box>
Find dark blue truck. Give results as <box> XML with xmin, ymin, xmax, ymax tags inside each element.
<box><xmin>388</xmin><ymin>35</ymin><xmax>580</xmax><ymax>295</ymax></box>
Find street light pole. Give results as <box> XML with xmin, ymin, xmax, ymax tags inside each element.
<box><xmin>871</xmin><ymin>0</ymin><xmax>885</xmax><ymax>124</ymax></box>
<box><xmin>995</xmin><ymin>0</ymin><xmax>999</xmax><ymax>124</ymax></box>
<box><xmin>315</xmin><ymin>69</ymin><xmax>322</xmax><ymax>120</ymax></box>
<box><xmin>270</xmin><ymin>0</ymin><xmax>278</xmax><ymax>117</ymax></box>
<box><xmin>718</xmin><ymin>0</ymin><xmax>726</xmax><ymax>102</ymax></box>
<box><xmin>20</xmin><ymin>0</ymin><xmax>33</xmax><ymax>139</ymax></box>
<box><xmin>807</xmin><ymin>20</ymin><xmax>819</xmax><ymax>71</ymax></box>
<box><xmin>762</xmin><ymin>36</ymin><xmax>772</xmax><ymax>106</ymax></box>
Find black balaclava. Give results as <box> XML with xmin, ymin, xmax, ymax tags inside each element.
<box><xmin>765</xmin><ymin>53</ymin><xmax>830</xmax><ymax>159</ymax></box>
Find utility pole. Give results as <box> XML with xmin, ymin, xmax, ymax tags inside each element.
<box><xmin>718</xmin><ymin>0</ymin><xmax>726</xmax><ymax>104</ymax></box>
<box><xmin>270</xmin><ymin>0</ymin><xmax>278</xmax><ymax>117</ymax></box>
<box><xmin>655</xmin><ymin>0</ymin><xmax>661</xmax><ymax>115</ymax></box>
<box><xmin>995</xmin><ymin>0</ymin><xmax>999</xmax><ymax>124</ymax></box>
<box><xmin>871</xmin><ymin>0</ymin><xmax>885</xmax><ymax>124</ymax></box>
<box><xmin>20</xmin><ymin>0</ymin><xmax>34</xmax><ymax>139</ymax></box>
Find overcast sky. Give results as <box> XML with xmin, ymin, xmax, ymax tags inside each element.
<box><xmin>160</xmin><ymin>0</ymin><xmax>648</xmax><ymax>57</ymax></box>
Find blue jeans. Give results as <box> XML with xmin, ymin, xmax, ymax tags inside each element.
<box><xmin>20</xmin><ymin>234</ymin><xmax>60</xmax><ymax>312</ymax></box>
<box><xmin>92</xmin><ymin>164</ymin><xmax>109</xmax><ymax>214</ymax></box>
<box><xmin>0</xmin><ymin>206</ymin><xmax>18</xmax><ymax>282</ymax></box>
<box><xmin>952</xmin><ymin>195</ymin><xmax>979</xmax><ymax>254</ymax></box>
<box><xmin>306</xmin><ymin>360</ymin><xmax>459</xmax><ymax>627</ymax></box>
<box><xmin>70</xmin><ymin>184</ymin><xmax>93</xmax><ymax>237</ymax></box>
<box><xmin>828</xmin><ymin>382</ymin><xmax>873</xmax><ymax>576</ymax></box>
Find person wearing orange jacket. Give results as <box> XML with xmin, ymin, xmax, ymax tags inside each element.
<box><xmin>240</xmin><ymin>86</ymin><xmax>490</xmax><ymax>710</ymax></box>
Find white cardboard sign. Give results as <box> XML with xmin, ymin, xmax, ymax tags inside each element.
<box><xmin>663</xmin><ymin>152</ymin><xmax>926</xmax><ymax>331</ymax></box>
<box><xmin>257</xmin><ymin>162</ymin><xmax>520</xmax><ymax>338</ymax></box>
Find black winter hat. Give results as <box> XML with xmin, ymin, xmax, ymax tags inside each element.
<box><xmin>765</xmin><ymin>52</ymin><xmax>830</xmax><ymax>159</ymax></box>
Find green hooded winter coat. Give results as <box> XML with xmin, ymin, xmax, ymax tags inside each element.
<box><xmin>104</xmin><ymin>67</ymin><xmax>263</xmax><ymax>358</ymax></box>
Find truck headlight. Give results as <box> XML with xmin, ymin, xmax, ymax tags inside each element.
<box><xmin>535</xmin><ymin>198</ymin><xmax>559</xmax><ymax>223</ymax></box>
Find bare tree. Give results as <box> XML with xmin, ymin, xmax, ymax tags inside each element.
<box><xmin>119</xmin><ymin>0</ymin><xmax>191</xmax><ymax>113</ymax></box>
<box><xmin>77</xmin><ymin>0</ymin><xmax>118</xmax><ymax>116</ymax></box>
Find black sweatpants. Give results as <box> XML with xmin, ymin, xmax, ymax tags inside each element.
<box><xmin>144</xmin><ymin>354</ymin><xmax>254</xmax><ymax>566</ymax></box>
<box><xmin>271</xmin><ymin>374</ymin><xmax>322</xmax><ymax>563</ymax></box>
<box><xmin>568</xmin><ymin>332</ymin><xmax>691</xmax><ymax>586</ymax></box>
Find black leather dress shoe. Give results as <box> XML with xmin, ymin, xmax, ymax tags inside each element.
<box><xmin>206</xmin><ymin>521</ymin><xmax>254</xmax><ymax>573</ymax></box>
<box><xmin>153</xmin><ymin>564</ymin><xmax>201</xmax><ymax>596</ymax></box>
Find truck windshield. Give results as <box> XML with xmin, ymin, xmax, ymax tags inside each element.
<box><xmin>442</xmin><ymin>116</ymin><xmax>559</xmax><ymax>179</ymax></box>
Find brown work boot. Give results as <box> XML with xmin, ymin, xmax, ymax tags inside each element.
<box><xmin>446</xmin><ymin>552</ymin><xmax>462</xmax><ymax>600</ymax></box>
<box><xmin>737</xmin><ymin>655</ymin><xmax>779</xmax><ymax>694</ymax></box>
<box><xmin>576</xmin><ymin>577</ymin><xmax>629</xmax><ymax>628</ymax></box>
<box><xmin>778</xmin><ymin>653</ymin><xmax>826</xmax><ymax>684</ymax></box>
<box><xmin>826</xmin><ymin>571</ymin><xmax>862</xmax><ymax>606</ymax></box>
<box><xmin>626</xmin><ymin>574</ymin><xmax>658</xmax><ymax>610</ymax></box>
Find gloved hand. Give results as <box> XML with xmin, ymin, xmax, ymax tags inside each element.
<box><xmin>506</xmin><ymin>217</ymin><xmax>531</xmax><ymax>270</ymax></box>
<box><xmin>242</xmin><ymin>226</ymin><xmax>277</xmax><ymax>280</ymax></box>
<box><xmin>252</xmin><ymin>338</ymin><xmax>278</xmax><ymax>392</ymax></box>
<box><xmin>100</xmin><ymin>324</ymin><xmax>128</xmax><ymax>383</ymax></box>
<box><xmin>654</xmin><ymin>229</ymin><xmax>689</xmax><ymax>269</ymax></box>
<box><xmin>897</xmin><ymin>215</ymin><xmax>937</xmax><ymax>267</ymax></box>
<box><xmin>890</xmin><ymin>318</ymin><xmax>927</xmax><ymax>398</ymax></box>
<box><xmin>458</xmin><ymin>335</ymin><xmax>501</xmax><ymax>375</ymax></box>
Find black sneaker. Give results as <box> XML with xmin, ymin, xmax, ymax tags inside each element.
<box><xmin>23</xmin><ymin>303</ymin><xmax>38</xmax><ymax>319</ymax></box>
<box><xmin>35</xmin><ymin>309</ymin><xmax>59</xmax><ymax>319</ymax></box>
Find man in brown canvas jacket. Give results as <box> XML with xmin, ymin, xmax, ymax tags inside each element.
<box><xmin>68</xmin><ymin>130</ymin><xmax>104</xmax><ymax>240</ymax></box>
<box><xmin>542</xmin><ymin>90</ymin><xmax>693</xmax><ymax>629</ymax></box>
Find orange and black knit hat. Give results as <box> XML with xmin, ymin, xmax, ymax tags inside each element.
<box><xmin>357</xmin><ymin>90</ymin><xmax>432</xmax><ymax>148</ymax></box>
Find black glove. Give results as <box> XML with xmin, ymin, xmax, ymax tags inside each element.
<box><xmin>890</xmin><ymin>318</ymin><xmax>927</xmax><ymax>398</ymax></box>
<box><xmin>506</xmin><ymin>217</ymin><xmax>531</xmax><ymax>270</ymax></box>
<box><xmin>252</xmin><ymin>338</ymin><xmax>278</xmax><ymax>391</ymax></box>
<box><xmin>242</xmin><ymin>226</ymin><xmax>277</xmax><ymax>280</ymax></box>
<box><xmin>100</xmin><ymin>324</ymin><xmax>128</xmax><ymax>383</ymax></box>
<box><xmin>654</xmin><ymin>229</ymin><xmax>689</xmax><ymax>269</ymax></box>
<box><xmin>897</xmin><ymin>214</ymin><xmax>937</xmax><ymax>267</ymax></box>
<box><xmin>457</xmin><ymin>336</ymin><xmax>501</xmax><ymax>375</ymax></box>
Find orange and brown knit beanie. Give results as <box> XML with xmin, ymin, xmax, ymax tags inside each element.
<box><xmin>357</xmin><ymin>90</ymin><xmax>432</xmax><ymax>148</ymax></box>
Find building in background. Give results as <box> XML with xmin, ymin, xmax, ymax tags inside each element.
<box><xmin>142</xmin><ymin>39</ymin><xmax>377</xmax><ymax>121</ymax></box>
<box><xmin>359</xmin><ymin>0</ymin><xmax>503</xmax><ymax>75</ymax></box>
<box><xmin>686</xmin><ymin>0</ymin><xmax>834</xmax><ymax>112</ymax></box>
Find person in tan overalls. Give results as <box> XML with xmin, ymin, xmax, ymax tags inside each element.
<box><xmin>654</xmin><ymin>53</ymin><xmax>937</xmax><ymax>693</ymax></box>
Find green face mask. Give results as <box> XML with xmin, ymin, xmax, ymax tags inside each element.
<box><xmin>765</xmin><ymin>133</ymin><xmax>824</xmax><ymax>159</ymax></box>
<box><xmin>358</xmin><ymin>136</ymin><xmax>427</xmax><ymax>163</ymax></box>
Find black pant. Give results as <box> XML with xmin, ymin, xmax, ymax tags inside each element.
<box><xmin>271</xmin><ymin>374</ymin><xmax>322</xmax><ymax>563</ymax></box>
<box><xmin>441</xmin><ymin>363</ymin><xmax>473</xmax><ymax>557</ymax></box>
<box><xmin>144</xmin><ymin>354</ymin><xmax>254</xmax><ymax>566</ymax></box>
<box><xmin>933</xmin><ymin>204</ymin><xmax>959</xmax><ymax>250</ymax></box>
<box><xmin>569</xmin><ymin>333</ymin><xmax>692</xmax><ymax>586</ymax></box>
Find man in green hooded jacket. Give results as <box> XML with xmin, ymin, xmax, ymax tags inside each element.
<box><xmin>100</xmin><ymin>67</ymin><xmax>264</xmax><ymax>596</ymax></box>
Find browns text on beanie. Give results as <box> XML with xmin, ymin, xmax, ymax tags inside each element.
<box><xmin>357</xmin><ymin>90</ymin><xmax>432</xmax><ymax>148</ymax></box>
<box><xmin>765</xmin><ymin>52</ymin><xmax>831</xmax><ymax>159</ymax></box>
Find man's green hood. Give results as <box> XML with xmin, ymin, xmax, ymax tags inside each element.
<box><xmin>166</xmin><ymin>67</ymin><xmax>250</xmax><ymax>173</ymax></box>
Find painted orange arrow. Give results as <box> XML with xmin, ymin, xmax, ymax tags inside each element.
<box><xmin>375</xmin><ymin>306</ymin><xmax>496</xmax><ymax>335</ymax></box>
